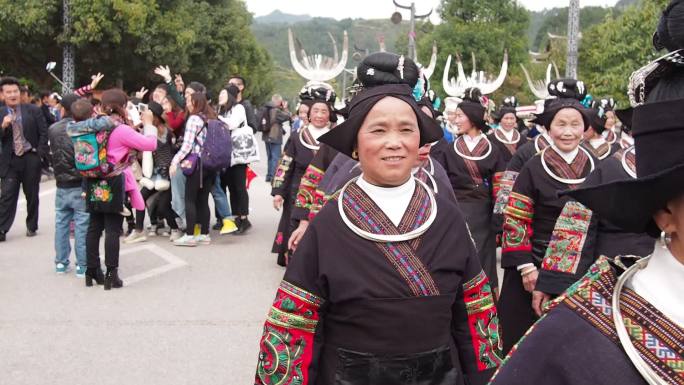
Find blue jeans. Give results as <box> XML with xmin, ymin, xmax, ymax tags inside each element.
<box><xmin>211</xmin><ymin>173</ymin><xmax>231</xmax><ymax>220</ymax></box>
<box><xmin>171</xmin><ymin>172</ymin><xmax>186</xmax><ymax>219</ymax></box>
<box><xmin>54</xmin><ymin>187</ymin><xmax>89</xmax><ymax>267</ymax></box>
<box><xmin>265</xmin><ymin>142</ymin><xmax>282</xmax><ymax>179</ymax></box>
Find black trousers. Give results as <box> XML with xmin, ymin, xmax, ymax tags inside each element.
<box><xmin>222</xmin><ymin>164</ymin><xmax>249</xmax><ymax>216</ymax></box>
<box><xmin>184</xmin><ymin>169</ymin><xmax>215</xmax><ymax>235</ymax></box>
<box><xmin>498</xmin><ymin>268</ymin><xmax>539</xmax><ymax>355</ymax></box>
<box><xmin>135</xmin><ymin>188</ymin><xmax>178</xmax><ymax>231</ymax></box>
<box><xmin>86</xmin><ymin>212</ymin><xmax>124</xmax><ymax>268</ymax></box>
<box><xmin>0</xmin><ymin>152</ymin><xmax>42</xmax><ymax>233</ymax></box>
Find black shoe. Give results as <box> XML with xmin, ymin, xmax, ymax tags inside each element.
<box><xmin>104</xmin><ymin>267</ymin><xmax>123</xmax><ymax>290</ymax></box>
<box><xmin>234</xmin><ymin>217</ymin><xmax>252</xmax><ymax>235</ymax></box>
<box><xmin>26</xmin><ymin>229</ymin><xmax>37</xmax><ymax>237</ymax></box>
<box><xmin>85</xmin><ymin>267</ymin><xmax>105</xmax><ymax>286</ymax></box>
<box><xmin>0</xmin><ymin>232</ymin><xmax>6</xmax><ymax>242</ymax></box>
<box><xmin>212</xmin><ymin>222</ymin><xmax>222</xmax><ymax>231</ymax></box>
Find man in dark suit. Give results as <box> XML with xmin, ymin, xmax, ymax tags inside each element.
<box><xmin>0</xmin><ymin>77</ymin><xmax>49</xmax><ymax>241</ymax></box>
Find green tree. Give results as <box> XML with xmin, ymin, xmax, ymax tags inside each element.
<box><xmin>579</xmin><ymin>0</ymin><xmax>669</xmax><ymax>105</ymax></box>
<box><xmin>415</xmin><ymin>0</ymin><xmax>531</xmax><ymax>103</ymax></box>
<box><xmin>0</xmin><ymin>0</ymin><xmax>274</xmax><ymax>104</ymax></box>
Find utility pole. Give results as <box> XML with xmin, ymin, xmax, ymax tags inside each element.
<box><xmin>566</xmin><ymin>0</ymin><xmax>580</xmax><ymax>78</ymax></box>
<box><xmin>62</xmin><ymin>0</ymin><xmax>75</xmax><ymax>93</ymax></box>
<box><xmin>392</xmin><ymin>1</ymin><xmax>432</xmax><ymax>61</ymax></box>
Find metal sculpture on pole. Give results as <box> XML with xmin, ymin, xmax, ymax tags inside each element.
<box><xmin>392</xmin><ymin>0</ymin><xmax>432</xmax><ymax>61</ymax></box>
<box><xmin>566</xmin><ymin>0</ymin><xmax>580</xmax><ymax>78</ymax></box>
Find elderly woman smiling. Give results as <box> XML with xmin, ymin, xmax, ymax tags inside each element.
<box><xmin>253</xmin><ymin>52</ymin><xmax>503</xmax><ymax>385</ymax></box>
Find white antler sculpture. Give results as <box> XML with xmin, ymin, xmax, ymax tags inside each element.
<box><xmin>288</xmin><ymin>29</ymin><xmax>348</xmax><ymax>82</ymax></box>
<box><xmin>442</xmin><ymin>50</ymin><xmax>508</xmax><ymax>97</ymax></box>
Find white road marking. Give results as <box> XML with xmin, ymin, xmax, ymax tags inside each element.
<box><xmin>118</xmin><ymin>243</ymin><xmax>188</xmax><ymax>286</ymax></box>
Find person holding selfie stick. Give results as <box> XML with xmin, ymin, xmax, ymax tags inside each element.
<box><xmin>0</xmin><ymin>76</ymin><xmax>49</xmax><ymax>242</ymax></box>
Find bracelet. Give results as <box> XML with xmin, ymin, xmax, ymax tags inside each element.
<box><xmin>520</xmin><ymin>267</ymin><xmax>537</xmax><ymax>277</ymax></box>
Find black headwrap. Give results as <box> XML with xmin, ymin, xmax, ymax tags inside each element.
<box><xmin>531</xmin><ymin>79</ymin><xmax>590</xmax><ymax>130</ymax></box>
<box><xmin>318</xmin><ymin>52</ymin><xmax>443</xmax><ymax>158</ymax></box>
<box><xmin>457</xmin><ymin>87</ymin><xmax>489</xmax><ymax>132</ymax></box>
<box><xmin>586</xmin><ymin>108</ymin><xmax>607</xmax><ymax>135</ymax></box>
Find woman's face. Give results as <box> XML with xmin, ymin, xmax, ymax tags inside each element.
<box><xmin>161</xmin><ymin>97</ymin><xmax>172</xmax><ymax>113</ymax></box>
<box><xmin>500</xmin><ymin>113</ymin><xmax>517</xmax><ymax>131</ymax></box>
<box><xmin>309</xmin><ymin>102</ymin><xmax>330</xmax><ymax>128</ymax></box>
<box><xmin>455</xmin><ymin>108</ymin><xmax>474</xmax><ymax>135</ymax></box>
<box><xmin>654</xmin><ymin>195</ymin><xmax>684</xmax><ymax>262</ymax></box>
<box><xmin>446</xmin><ymin>110</ymin><xmax>458</xmax><ymax>125</ymax></box>
<box><xmin>548</xmin><ymin>108</ymin><xmax>584</xmax><ymax>153</ymax></box>
<box><xmin>298</xmin><ymin>104</ymin><xmax>310</xmax><ymax>122</ymax></box>
<box><xmin>605</xmin><ymin>110</ymin><xmax>616</xmax><ymax>129</ymax></box>
<box><xmin>218</xmin><ymin>90</ymin><xmax>228</xmax><ymax>106</ymax></box>
<box><xmin>357</xmin><ymin>97</ymin><xmax>420</xmax><ymax>187</ymax></box>
<box><xmin>417</xmin><ymin>143</ymin><xmax>431</xmax><ymax>163</ymax></box>
<box><xmin>185</xmin><ymin>96</ymin><xmax>193</xmax><ymax>112</ymax></box>
<box><xmin>184</xmin><ymin>87</ymin><xmax>196</xmax><ymax>102</ymax></box>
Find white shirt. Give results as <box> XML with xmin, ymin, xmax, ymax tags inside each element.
<box><xmin>463</xmin><ymin>133</ymin><xmax>485</xmax><ymax>152</ymax></box>
<box><xmin>218</xmin><ymin>104</ymin><xmax>247</xmax><ymax>130</ymax></box>
<box><xmin>356</xmin><ymin>175</ymin><xmax>415</xmax><ymax>227</ymax></box>
<box><xmin>620</xmin><ymin>132</ymin><xmax>635</xmax><ymax>146</ymax></box>
<box><xmin>550</xmin><ymin>144</ymin><xmax>579</xmax><ymax>164</ymax></box>
<box><xmin>307</xmin><ymin>124</ymin><xmax>330</xmax><ymax>141</ymax></box>
<box><xmin>627</xmin><ymin>242</ymin><xmax>684</xmax><ymax>328</ymax></box>
<box><xmin>588</xmin><ymin>137</ymin><xmax>606</xmax><ymax>149</ymax></box>
<box><xmin>499</xmin><ymin>128</ymin><xmax>515</xmax><ymax>142</ymax></box>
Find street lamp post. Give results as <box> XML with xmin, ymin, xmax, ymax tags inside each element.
<box><xmin>566</xmin><ymin>0</ymin><xmax>580</xmax><ymax>78</ymax></box>
<box><xmin>62</xmin><ymin>0</ymin><xmax>75</xmax><ymax>93</ymax></box>
<box><xmin>392</xmin><ymin>1</ymin><xmax>432</xmax><ymax>61</ymax></box>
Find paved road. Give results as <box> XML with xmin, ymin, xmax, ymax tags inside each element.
<box><xmin>0</xmin><ymin>146</ymin><xmax>283</xmax><ymax>385</ymax></box>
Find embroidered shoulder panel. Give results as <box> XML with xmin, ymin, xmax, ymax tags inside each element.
<box><xmin>541</xmin><ymin>201</ymin><xmax>593</xmax><ymax>274</ymax></box>
<box><xmin>559</xmin><ymin>258</ymin><xmax>684</xmax><ymax>385</ymax></box>
<box><xmin>462</xmin><ymin>270</ymin><xmax>504</xmax><ymax>370</ymax></box>
<box><xmin>341</xmin><ymin>182</ymin><xmax>440</xmax><ymax>297</ymax></box>
<box><xmin>502</xmin><ymin>192</ymin><xmax>534</xmax><ymax>253</ymax></box>
<box><xmin>256</xmin><ymin>280</ymin><xmax>324</xmax><ymax>385</ymax></box>
<box><xmin>272</xmin><ymin>155</ymin><xmax>293</xmax><ymax>189</ymax></box>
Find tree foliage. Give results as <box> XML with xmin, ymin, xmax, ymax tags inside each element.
<box><xmin>579</xmin><ymin>0</ymin><xmax>669</xmax><ymax>105</ymax></box>
<box><xmin>0</xmin><ymin>0</ymin><xmax>274</xmax><ymax>104</ymax></box>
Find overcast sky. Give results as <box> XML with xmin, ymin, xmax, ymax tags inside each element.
<box><xmin>244</xmin><ymin>0</ymin><xmax>620</xmax><ymax>23</ymax></box>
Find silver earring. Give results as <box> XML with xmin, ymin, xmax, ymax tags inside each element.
<box><xmin>660</xmin><ymin>231</ymin><xmax>672</xmax><ymax>248</ymax></box>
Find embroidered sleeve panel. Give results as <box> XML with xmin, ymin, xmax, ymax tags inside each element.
<box><xmin>295</xmin><ymin>164</ymin><xmax>325</xmax><ymax>210</ymax></box>
<box><xmin>493</xmin><ymin>170</ymin><xmax>519</xmax><ymax>215</ymax></box>
<box><xmin>491</xmin><ymin>172</ymin><xmax>505</xmax><ymax>203</ymax></box>
<box><xmin>255</xmin><ymin>280</ymin><xmax>325</xmax><ymax>385</ymax></box>
<box><xmin>307</xmin><ymin>188</ymin><xmax>328</xmax><ymax>221</ymax></box>
<box><xmin>272</xmin><ymin>154</ymin><xmax>294</xmax><ymax>191</ymax></box>
<box><xmin>501</xmin><ymin>192</ymin><xmax>534</xmax><ymax>263</ymax></box>
<box><xmin>554</xmin><ymin>258</ymin><xmax>684</xmax><ymax>385</ymax></box>
<box><xmin>462</xmin><ymin>270</ymin><xmax>504</xmax><ymax>371</ymax></box>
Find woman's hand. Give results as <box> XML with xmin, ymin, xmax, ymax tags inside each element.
<box><xmin>154</xmin><ymin>65</ymin><xmax>172</xmax><ymax>83</ymax></box>
<box><xmin>273</xmin><ymin>195</ymin><xmax>284</xmax><ymax>211</ymax></box>
<box><xmin>532</xmin><ymin>290</ymin><xmax>552</xmax><ymax>317</ymax></box>
<box><xmin>142</xmin><ymin>109</ymin><xmax>154</xmax><ymax>127</ymax></box>
<box><xmin>288</xmin><ymin>220</ymin><xmax>309</xmax><ymax>251</ymax></box>
<box><xmin>169</xmin><ymin>163</ymin><xmax>178</xmax><ymax>177</ymax></box>
<box><xmin>90</xmin><ymin>72</ymin><xmax>104</xmax><ymax>89</ymax></box>
<box><xmin>521</xmin><ymin>267</ymin><xmax>539</xmax><ymax>293</ymax></box>
<box><xmin>135</xmin><ymin>87</ymin><xmax>149</xmax><ymax>101</ymax></box>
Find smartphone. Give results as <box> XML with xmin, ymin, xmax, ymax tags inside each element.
<box><xmin>137</xmin><ymin>103</ymin><xmax>148</xmax><ymax>113</ymax></box>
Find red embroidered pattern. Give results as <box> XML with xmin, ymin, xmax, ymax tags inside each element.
<box><xmin>256</xmin><ymin>280</ymin><xmax>324</xmax><ymax>385</ymax></box>
<box><xmin>295</xmin><ymin>164</ymin><xmax>325</xmax><ymax>210</ymax></box>
<box><xmin>272</xmin><ymin>155</ymin><xmax>293</xmax><ymax>189</ymax></box>
<box><xmin>340</xmin><ymin>182</ymin><xmax>439</xmax><ymax>297</ymax></box>
<box><xmin>493</xmin><ymin>170</ymin><xmax>518</xmax><ymax>215</ymax></box>
<box><xmin>492</xmin><ymin>172</ymin><xmax>505</xmax><ymax>202</ymax></box>
<box><xmin>541</xmin><ymin>201</ymin><xmax>592</xmax><ymax>274</ymax></box>
<box><xmin>502</xmin><ymin>192</ymin><xmax>534</xmax><ymax>253</ymax></box>
<box><xmin>463</xmin><ymin>270</ymin><xmax>504</xmax><ymax>370</ymax></box>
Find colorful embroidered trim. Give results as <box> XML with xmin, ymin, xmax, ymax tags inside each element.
<box><xmin>543</xmin><ymin>147</ymin><xmax>590</xmax><ymax>183</ymax></box>
<box><xmin>562</xmin><ymin>258</ymin><xmax>684</xmax><ymax>385</ymax></box>
<box><xmin>272</xmin><ymin>155</ymin><xmax>293</xmax><ymax>189</ymax></box>
<box><xmin>493</xmin><ymin>170</ymin><xmax>518</xmax><ymax>215</ymax></box>
<box><xmin>340</xmin><ymin>182</ymin><xmax>439</xmax><ymax>297</ymax></box>
<box><xmin>455</xmin><ymin>138</ymin><xmax>487</xmax><ymax>185</ymax></box>
<box><xmin>295</xmin><ymin>165</ymin><xmax>325</xmax><ymax>210</ymax></box>
<box><xmin>502</xmin><ymin>192</ymin><xmax>534</xmax><ymax>253</ymax></box>
<box><xmin>541</xmin><ymin>201</ymin><xmax>593</xmax><ymax>274</ymax></box>
<box><xmin>462</xmin><ymin>270</ymin><xmax>504</xmax><ymax>371</ymax></box>
<box><xmin>492</xmin><ymin>172</ymin><xmax>504</xmax><ymax>203</ymax></box>
<box><xmin>256</xmin><ymin>280</ymin><xmax>324</xmax><ymax>385</ymax></box>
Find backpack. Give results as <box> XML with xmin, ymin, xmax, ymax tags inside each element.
<box><xmin>201</xmin><ymin>119</ymin><xmax>233</xmax><ymax>171</ymax></box>
<box><xmin>72</xmin><ymin>127</ymin><xmax>122</xmax><ymax>178</ymax></box>
<box><xmin>257</xmin><ymin>105</ymin><xmax>273</xmax><ymax>134</ymax></box>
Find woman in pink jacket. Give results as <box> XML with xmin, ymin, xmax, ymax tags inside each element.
<box><xmin>85</xmin><ymin>89</ymin><xmax>157</xmax><ymax>290</ymax></box>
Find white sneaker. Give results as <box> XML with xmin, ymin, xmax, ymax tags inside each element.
<box><xmin>173</xmin><ymin>234</ymin><xmax>197</xmax><ymax>247</ymax></box>
<box><xmin>123</xmin><ymin>230</ymin><xmax>147</xmax><ymax>244</ymax></box>
<box><xmin>195</xmin><ymin>234</ymin><xmax>211</xmax><ymax>245</ymax></box>
<box><xmin>169</xmin><ymin>229</ymin><xmax>183</xmax><ymax>242</ymax></box>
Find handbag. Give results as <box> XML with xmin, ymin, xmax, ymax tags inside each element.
<box><xmin>231</xmin><ymin>122</ymin><xmax>260</xmax><ymax>165</ymax></box>
<box><xmin>85</xmin><ymin>174</ymin><xmax>125</xmax><ymax>214</ymax></box>
<box><xmin>180</xmin><ymin>124</ymin><xmax>205</xmax><ymax>176</ymax></box>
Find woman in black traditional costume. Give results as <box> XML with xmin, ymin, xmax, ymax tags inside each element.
<box><xmin>490</xmin><ymin>13</ymin><xmax>684</xmax><ymax>379</ymax></box>
<box><xmin>488</xmin><ymin>98</ymin><xmax>526</xmax><ymax>165</ymax></box>
<box><xmin>254</xmin><ymin>52</ymin><xmax>503</xmax><ymax>385</ymax></box>
<box><xmin>497</xmin><ymin>79</ymin><xmax>598</xmax><ymax>354</ymax></box>
<box><xmin>582</xmin><ymin>106</ymin><xmax>617</xmax><ymax>161</ymax></box>
<box><xmin>270</xmin><ymin>84</ymin><xmax>336</xmax><ymax>266</ymax></box>
<box><xmin>433</xmin><ymin>88</ymin><xmax>506</xmax><ymax>291</ymax></box>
